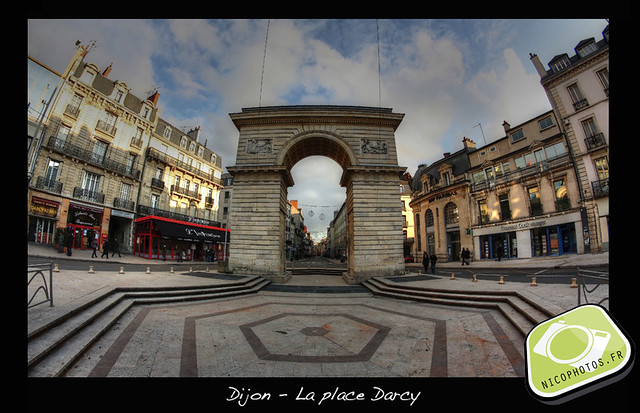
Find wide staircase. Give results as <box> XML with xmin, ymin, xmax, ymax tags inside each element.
<box><xmin>362</xmin><ymin>276</ymin><xmax>557</xmax><ymax>336</ymax></box>
<box><xmin>27</xmin><ymin>275</ymin><xmax>269</xmax><ymax>377</ymax></box>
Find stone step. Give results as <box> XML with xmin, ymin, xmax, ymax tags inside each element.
<box><xmin>362</xmin><ymin>277</ymin><xmax>553</xmax><ymax>336</ymax></box>
<box><xmin>27</xmin><ymin>276</ymin><xmax>270</xmax><ymax>377</ymax></box>
<box><xmin>289</xmin><ymin>267</ymin><xmax>345</xmax><ymax>276</ymax></box>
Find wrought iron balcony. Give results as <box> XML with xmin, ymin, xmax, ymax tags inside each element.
<box><xmin>33</xmin><ymin>176</ymin><xmax>63</xmax><ymax>194</ymax></box>
<box><xmin>137</xmin><ymin>204</ymin><xmax>222</xmax><ymax>228</ymax></box>
<box><xmin>584</xmin><ymin>132</ymin><xmax>607</xmax><ymax>151</ymax></box>
<box><xmin>113</xmin><ymin>197</ymin><xmax>135</xmax><ymax>211</ymax></box>
<box><xmin>591</xmin><ymin>179</ymin><xmax>609</xmax><ymax>198</ymax></box>
<box><xmin>96</xmin><ymin>120</ymin><xmax>117</xmax><ymax>136</ymax></box>
<box><xmin>170</xmin><ymin>184</ymin><xmax>201</xmax><ymax>201</ymax></box>
<box><xmin>73</xmin><ymin>187</ymin><xmax>105</xmax><ymax>203</ymax></box>
<box><xmin>150</xmin><ymin>178</ymin><xmax>165</xmax><ymax>190</ymax></box>
<box><xmin>45</xmin><ymin>137</ymin><xmax>141</xmax><ymax>180</ymax></box>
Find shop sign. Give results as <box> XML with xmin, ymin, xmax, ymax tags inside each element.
<box><xmin>30</xmin><ymin>197</ymin><xmax>59</xmax><ymax>218</ymax></box>
<box><xmin>69</xmin><ymin>203</ymin><xmax>103</xmax><ymax>227</ymax></box>
<box><xmin>428</xmin><ymin>190</ymin><xmax>457</xmax><ymax>203</ymax></box>
<box><xmin>499</xmin><ymin>220</ymin><xmax>547</xmax><ymax>232</ymax></box>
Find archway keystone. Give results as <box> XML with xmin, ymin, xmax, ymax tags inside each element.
<box><xmin>227</xmin><ymin>105</ymin><xmax>406</xmax><ymax>284</ymax></box>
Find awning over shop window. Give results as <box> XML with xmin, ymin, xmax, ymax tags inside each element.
<box><xmin>153</xmin><ymin>219</ymin><xmax>230</xmax><ymax>242</ymax></box>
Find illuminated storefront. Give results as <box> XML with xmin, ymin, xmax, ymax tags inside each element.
<box><xmin>134</xmin><ymin>215</ymin><xmax>230</xmax><ymax>261</ymax></box>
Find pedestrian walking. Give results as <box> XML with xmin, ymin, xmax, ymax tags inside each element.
<box><xmin>429</xmin><ymin>253</ymin><xmax>437</xmax><ymax>274</ymax></box>
<box><xmin>496</xmin><ymin>243</ymin><xmax>503</xmax><ymax>262</ymax></box>
<box><xmin>111</xmin><ymin>239</ymin><xmax>121</xmax><ymax>258</ymax></box>
<box><xmin>101</xmin><ymin>239</ymin><xmax>110</xmax><ymax>259</ymax></box>
<box><xmin>461</xmin><ymin>248</ymin><xmax>470</xmax><ymax>266</ymax></box>
<box><xmin>91</xmin><ymin>238</ymin><xmax>98</xmax><ymax>258</ymax></box>
<box><xmin>162</xmin><ymin>244</ymin><xmax>167</xmax><ymax>261</ymax></box>
<box><xmin>422</xmin><ymin>251</ymin><xmax>429</xmax><ymax>274</ymax></box>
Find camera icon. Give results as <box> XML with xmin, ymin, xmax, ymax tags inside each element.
<box><xmin>532</xmin><ymin>320</ymin><xmax>611</xmax><ymax>367</ymax></box>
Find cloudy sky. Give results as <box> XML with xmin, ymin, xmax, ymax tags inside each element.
<box><xmin>27</xmin><ymin>18</ymin><xmax>608</xmax><ymax>240</ymax></box>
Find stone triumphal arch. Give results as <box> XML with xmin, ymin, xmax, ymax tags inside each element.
<box><xmin>227</xmin><ymin>105</ymin><xmax>406</xmax><ymax>284</ymax></box>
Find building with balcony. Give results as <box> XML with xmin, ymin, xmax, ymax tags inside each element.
<box><xmin>530</xmin><ymin>24</ymin><xmax>609</xmax><ymax>252</ymax></box>
<box><xmin>134</xmin><ymin>119</ymin><xmax>227</xmax><ymax>261</ymax></box>
<box><xmin>467</xmin><ymin>111</ymin><xmax>583</xmax><ymax>260</ymax></box>
<box><xmin>409</xmin><ymin>138</ymin><xmax>476</xmax><ymax>263</ymax></box>
<box><xmin>27</xmin><ymin>43</ymin><xmax>158</xmax><ymax>253</ymax></box>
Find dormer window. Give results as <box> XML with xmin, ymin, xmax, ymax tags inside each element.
<box><xmin>114</xmin><ymin>89</ymin><xmax>124</xmax><ymax>104</ymax></box>
<box><xmin>576</xmin><ymin>39</ymin><xmax>598</xmax><ymax>58</ymax></box>
<box><xmin>549</xmin><ymin>55</ymin><xmax>570</xmax><ymax>73</ymax></box>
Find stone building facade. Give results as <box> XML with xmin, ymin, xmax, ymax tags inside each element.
<box><xmin>410</xmin><ymin>138</ymin><xmax>476</xmax><ymax>263</ymax></box>
<box><xmin>530</xmin><ymin>24</ymin><xmax>609</xmax><ymax>252</ymax></box>
<box><xmin>467</xmin><ymin>111</ymin><xmax>582</xmax><ymax>260</ymax></box>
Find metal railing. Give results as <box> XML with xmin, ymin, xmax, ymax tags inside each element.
<box><xmin>28</xmin><ymin>262</ymin><xmax>53</xmax><ymax>308</ymax></box>
<box><xmin>577</xmin><ymin>267</ymin><xmax>609</xmax><ymax>307</ymax></box>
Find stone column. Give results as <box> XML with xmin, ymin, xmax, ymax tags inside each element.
<box><xmin>226</xmin><ymin>165</ymin><xmax>292</xmax><ymax>283</ymax></box>
<box><xmin>342</xmin><ymin>166</ymin><xmax>406</xmax><ymax>284</ymax></box>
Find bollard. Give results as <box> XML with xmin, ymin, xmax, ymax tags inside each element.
<box><xmin>498</xmin><ymin>276</ymin><xmax>504</xmax><ymax>284</ymax></box>
<box><xmin>88</xmin><ymin>265</ymin><xmax>94</xmax><ymax>274</ymax></box>
<box><xmin>189</xmin><ymin>267</ymin><xmax>193</xmax><ymax>273</ymax></box>
<box><xmin>53</xmin><ymin>263</ymin><xmax>60</xmax><ymax>272</ymax></box>
<box><xmin>530</xmin><ymin>277</ymin><xmax>538</xmax><ymax>286</ymax></box>
<box><xmin>449</xmin><ymin>273</ymin><xmax>455</xmax><ymax>280</ymax></box>
<box><xmin>205</xmin><ymin>267</ymin><xmax>209</xmax><ymax>272</ymax></box>
<box><xmin>472</xmin><ymin>274</ymin><xmax>477</xmax><ymax>282</ymax></box>
<box><xmin>119</xmin><ymin>266</ymin><xmax>125</xmax><ymax>274</ymax></box>
<box><xmin>570</xmin><ymin>277</ymin><xmax>578</xmax><ymax>288</ymax></box>
<box><xmin>146</xmin><ymin>267</ymin><xmax>151</xmax><ymax>274</ymax></box>
<box><xmin>170</xmin><ymin>266</ymin><xmax>174</xmax><ymax>274</ymax></box>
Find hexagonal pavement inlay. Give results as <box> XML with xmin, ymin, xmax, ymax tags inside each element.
<box><xmin>239</xmin><ymin>312</ymin><xmax>390</xmax><ymax>362</ymax></box>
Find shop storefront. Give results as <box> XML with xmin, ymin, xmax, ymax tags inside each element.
<box><xmin>67</xmin><ymin>202</ymin><xmax>104</xmax><ymax>250</ymax></box>
<box><xmin>472</xmin><ymin>211</ymin><xmax>581</xmax><ymax>260</ymax></box>
<box><xmin>134</xmin><ymin>215</ymin><xmax>230</xmax><ymax>261</ymax></box>
<box><xmin>28</xmin><ymin>196</ymin><xmax>60</xmax><ymax>245</ymax></box>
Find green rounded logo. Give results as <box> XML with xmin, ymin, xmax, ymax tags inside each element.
<box><xmin>525</xmin><ymin>304</ymin><xmax>634</xmax><ymax>404</ymax></box>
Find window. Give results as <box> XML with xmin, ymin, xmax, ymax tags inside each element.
<box><xmin>79</xmin><ymin>68</ymin><xmax>95</xmax><ymax>84</ymax></box>
<box><xmin>510</xmin><ymin>129</ymin><xmax>525</xmax><ymax>143</ymax></box>
<box><xmin>120</xmin><ymin>183</ymin><xmax>132</xmax><ymax>201</ymax></box>
<box><xmin>550</xmin><ymin>56</ymin><xmax>570</xmax><ymax>73</ymax></box>
<box><xmin>553</xmin><ymin>178</ymin><xmax>570</xmax><ymax>210</ymax></box>
<box><xmin>189</xmin><ymin>142</ymin><xmax>196</xmax><ymax>152</ymax></box>
<box><xmin>114</xmin><ymin>90</ymin><xmax>124</xmax><ymax>103</ymax></box>
<box><xmin>91</xmin><ymin>140</ymin><xmax>108</xmax><ymax>164</ymax></box>
<box><xmin>499</xmin><ymin>193</ymin><xmax>511</xmax><ymax>221</ymax></box>
<box><xmin>44</xmin><ymin>159</ymin><xmax>60</xmax><ymax>185</ymax></box>
<box><xmin>180</xmin><ymin>136</ymin><xmax>187</xmax><ymax>147</ymax></box>
<box><xmin>164</xmin><ymin>126</ymin><xmax>172</xmax><ymax>139</ymax></box>
<box><xmin>577</xmin><ymin>41</ymin><xmax>597</xmax><ymax>58</ymax></box>
<box><xmin>538</xmin><ymin>116</ymin><xmax>554</xmax><ymax>130</ymax></box>
<box><xmin>125</xmin><ymin>153</ymin><xmax>136</xmax><ymax>174</ymax></box>
<box><xmin>81</xmin><ymin>170</ymin><xmax>101</xmax><ymax>193</ymax></box>
<box><xmin>53</xmin><ymin>124</ymin><xmax>70</xmax><ymax>150</ymax></box>
<box><xmin>528</xmin><ymin>186</ymin><xmax>542</xmax><ymax>216</ymax></box>
<box><xmin>544</xmin><ymin>142</ymin><xmax>566</xmax><ymax>159</ymax></box>
<box><xmin>597</xmin><ymin>68</ymin><xmax>609</xmax><ymax>95</ymax></box>
<box><xmin>198</xmin><ymin>146</ymin><xmax>204</xmax><ymax>157</ymax></box>
<box><xmin>142</xmin><ymin>106</ymin><xmax>150</xmax><ymax>119</ymax></box>
<box><xmin>473</xmin><ymin>171</ymin><xmax>486</xmax><ymax>185</ymax></box>
<box><xmin>444</xmin><ymin>202</ymin><xmax>459</xmax><ymax>226</ymax></box>
<box><xmin>478</xmin><ymin>199</ymin><xmax>489</xmax><ymax>224</ymax></box>
<box><xmin>581</xmin><ymin>117</ymin><xmax>599</xmax><ymax>138</ymax></box>
<box><xmin>425</xmin><ymin>209</ymin><xmax>434</xmax><ymax>228</ymax></box>
<box><xmin>594</xmin><ymin>157</ymin><xmax>609</xmax><ymax>181</ymax></box>
<box><xmin>151</xmin><ymin>194</ymin><xmax>160</xmax><ymax>209</ymax></box>
<box><xmin>441</xmin><ymin>171</ymin><xmax>451</xmax><ymax>186</ymax></box>
<box><xmin>567</xmin><ymin>83</ymin><xmax>588</xmax><ymax>110</ymax></box>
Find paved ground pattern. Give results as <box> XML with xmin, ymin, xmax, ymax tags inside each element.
<box><xmin>65</xmin><ymin>289</ymin><xmax>525</xmax><ymax>378</ymax></box>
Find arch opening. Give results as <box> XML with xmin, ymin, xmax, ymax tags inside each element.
<box><xmin>278</xmin><ymin>132</ymin><xmax>357</xmax><ymax>179</ymax></box>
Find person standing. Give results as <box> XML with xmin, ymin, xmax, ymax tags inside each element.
<box><xmin>496</xmin><ymin>243</ymin><xmax>503</xmax><ymax>262</ymax></box>
<box><xmin>429</xmin><ymin>253</ymin><xmax>437</xmax><ymax>274</ymax></box>
<box><xmin>66</xmin><ymin>229</ymin><xmax>73</xmax><ymax>256</ymax></box>
<box><xmin>422</xmin><ymin>251</ymin><xmax>429</xmax><ymax>274</ymax></box>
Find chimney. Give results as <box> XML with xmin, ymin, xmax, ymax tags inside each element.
<box><xmin>462</xmin><ymin>136</ymin><xmax>476</xmax><ymax>149</ymax></box>
<box><xmin>102</xmin><ymin>62</ymin><xmax>113</xmax><ymax>77</ymax></box>
<box><xmin>529</xmin><ymin>53</ymin><xmax>547</xmax><ymax>78</ymax></box>
<box><xmin>443</xmin><ymin>152</ymin><xmax>451</xmax><ymax>158</ymax></box>
<box><xmin>502</xmin><ymin>121</ymin><xmax>511</xmax><ymax>134</ymax></box>
<box><xmin>147</xmin><ymin>91</ymin><xmax>160</xmax><ymax>106</ymax></box>
<box><xmin>290</xmin><ymin>200</ymin><xmax>298</xmax><ymax>210</ymax></box>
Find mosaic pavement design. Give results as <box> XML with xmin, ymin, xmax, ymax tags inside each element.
<box><xmin>69</xmin><ymin>292</ymin><xmax>526</xmax><ymax>378</ymax></box>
